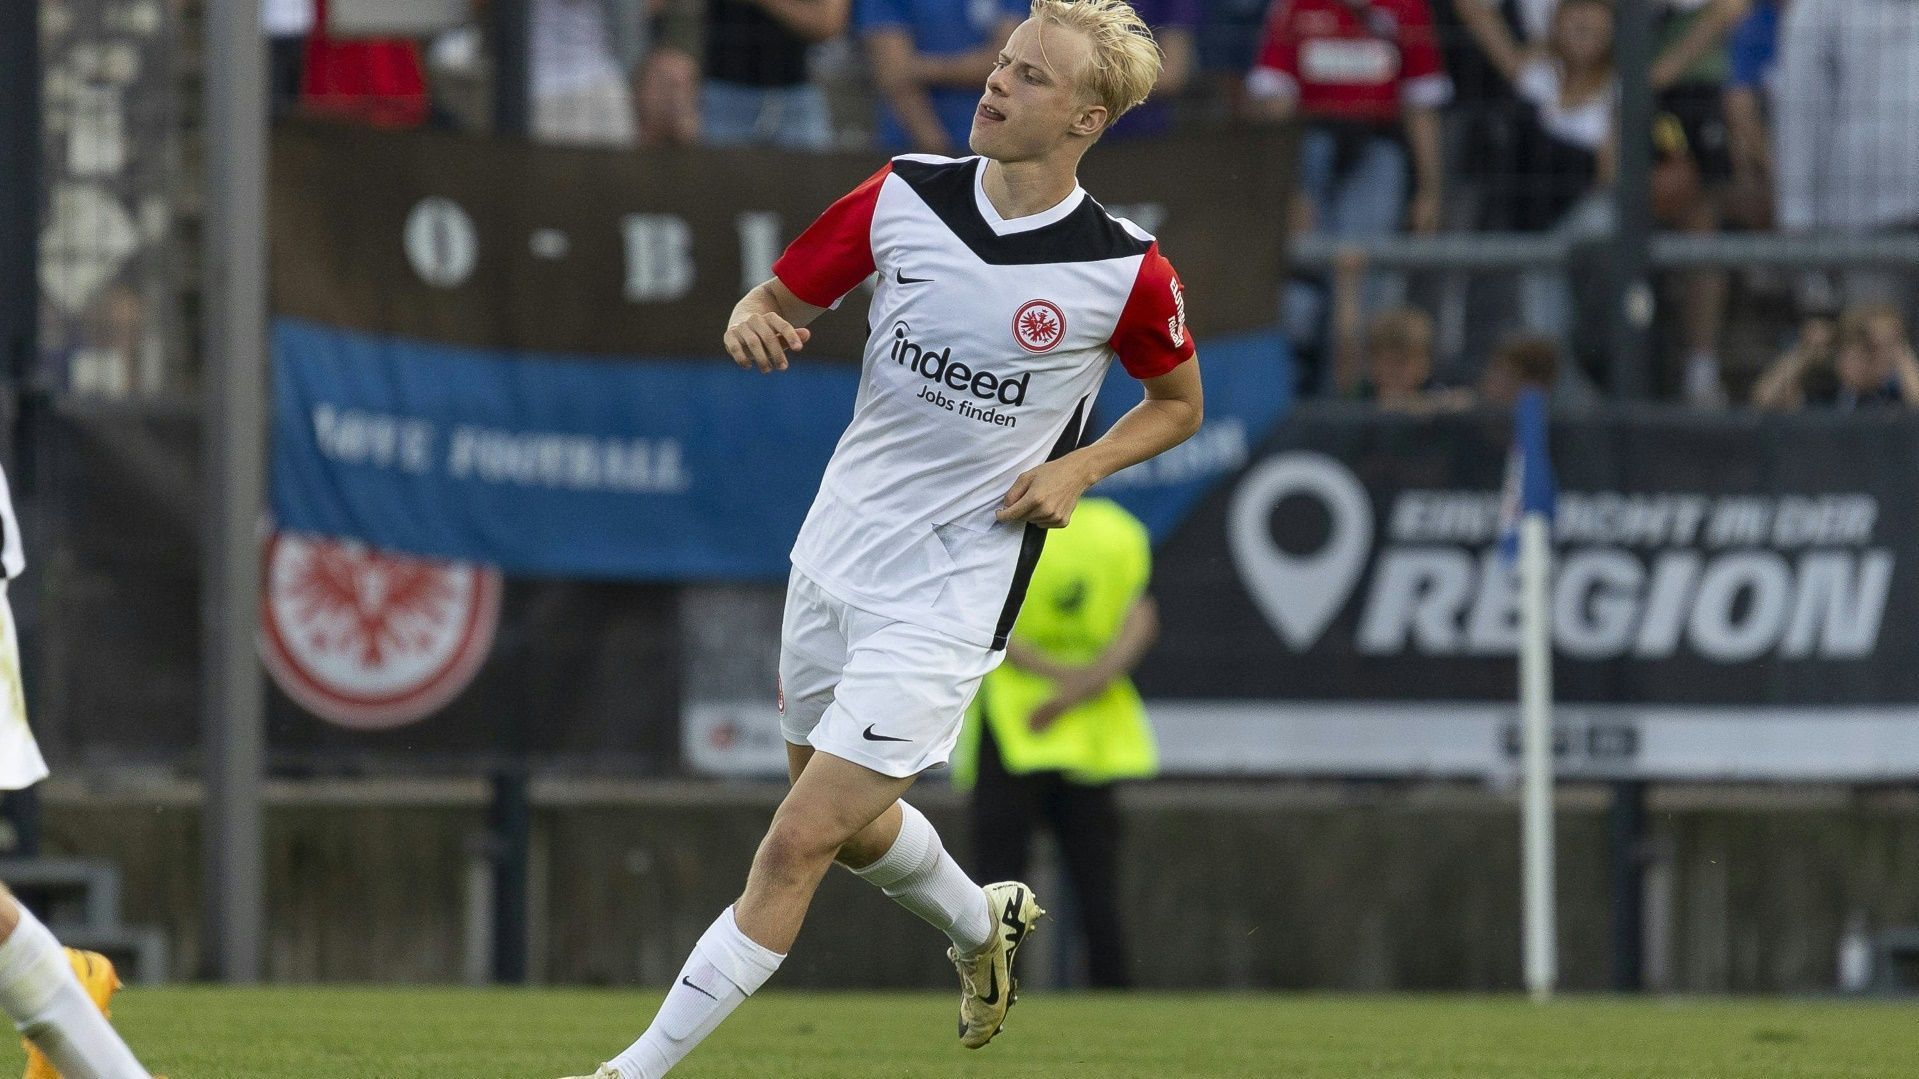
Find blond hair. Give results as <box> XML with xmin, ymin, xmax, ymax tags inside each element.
<box><xmin>1838</xmin><ymin>301</ymin><xmax>1907</xmax><ymax>350</ymax></box>
<box><xmin>1365</xmin><ymin>307</ymin><xmax>1434</xmax><ymax>358</ymax></box>
<box><xmin>1028</xmin><ymin>0</ymin><xmax>1163</xmax><ymax>129</ymax></box>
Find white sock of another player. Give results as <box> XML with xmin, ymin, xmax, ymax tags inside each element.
<box><xmin>0</xmin><ymin>903</ymin><xmax>148</xmax><ymax>1079</ymax></box>
<box><xmin>607</xmin><ymin>906</ymin><xmax>782</xmax><ymax>1079</ymax></box>
<box><xmin>850</xmin><ymin>801</ymin><xmax>995</xmax><ymax>957</ymax></box>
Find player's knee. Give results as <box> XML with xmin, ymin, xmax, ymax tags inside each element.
<box><xmin>833</xmin><ymin>827</ymin><xmax>891</xmax><ymax>871</ymax></box>
<box><xmin>758</xmin><ymin>814</ymin><xmax>843</xmax><ymax>881</ymax></box>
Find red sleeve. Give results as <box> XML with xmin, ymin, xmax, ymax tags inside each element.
<box><xmin>1110</xmin><ymin>243</ymin><xmax>1195</xmax><ymax>381</ymax></box>
<box><xmin>772</xmin><ymin>164</ymin><xmax>889</xmax><ymax>309</ymax></box>
<box><xmin>1397</xmin><ymin>0</ymin><xmax>1445</xmax><ymax>82</ymax></box>
<box><xmin>1252</xmin><ymin>0</ymin><xmax>1298</xmax><ymax>76</ymax></box>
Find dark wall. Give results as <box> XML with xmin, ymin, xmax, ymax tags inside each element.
<box><xmin>30</xmin><ymin>403</ymin><xmax>684</xmax><ymax>774</ymax></box>
<box><xmin>42</xmin><ymin>782</ymin><xmax>1919</xmax><ymax>992</ymax></box>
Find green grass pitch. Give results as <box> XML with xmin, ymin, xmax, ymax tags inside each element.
<box><xmin>5</xmin><ymin>988</ymin><xmax>1917</xmax><ymax>1077</ymax></box>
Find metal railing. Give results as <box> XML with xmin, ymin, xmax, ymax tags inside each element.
<box><xmin>1292</xmin><ymin>232</ymin><xmax>1919</xmax><ymax>273</ymax></box>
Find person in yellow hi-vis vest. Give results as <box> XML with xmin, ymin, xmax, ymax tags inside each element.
<box><xmin>951</xmin><ymin>497</ymin><xmax>1158</xmax><ymax>988</ymax></box>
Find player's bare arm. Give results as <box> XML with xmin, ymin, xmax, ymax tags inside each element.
<box><xmin>749</xmin><ymin>0</ymin><xmax>850</xmax><ymax>44</ymax></box>
<box><xmin>724</xmin><ymin>278</ymin><xmax>826</xmax><ymax>374</ymax></box>
<box><xmin>1005</xmin><ymin>639</ymin><xmax>1075</xmax><ymax>681</ymax></box>
<box><xmin>865</xmin><ymin>29</ymin><xmax>958</xmax><ymax>154</ymax></box>
<box><xmin>997</xmin><ymin>359</ymin><xmax>1203</xmax><ymax>527</ymax></box>
<box><xmin>913</xmin><ymin>19</ymin><xmax>1021</xmax><ymax>87</ymax></box>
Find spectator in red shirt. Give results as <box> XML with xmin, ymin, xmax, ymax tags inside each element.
<box><xmin>298</xmin><ymin>0</ymin><xmax>430</xmax><ymax>129</ymax></box>
<box><xmin>1248</xmin><ymin>0</ymin><xmax>1452</xmax><ymax>393</ymax></box>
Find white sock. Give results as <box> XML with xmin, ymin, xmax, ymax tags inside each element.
<box><xmin>0</xmin><ymin>904</ymin><xmax>147</xmax><ymax>1079</ymax></box>
<box><xmin>607</xmin><ymin>906</ymin><xmax>782</xmax><ymax>1079</ymax></box>
<box><xmin>850</xmin><ymin>802</ymin><xmax>994</xmax><ymax>957</ymax></box>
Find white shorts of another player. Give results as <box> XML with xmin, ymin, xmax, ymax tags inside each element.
<box><xmin>0</xmin><ymin>584</ymin><xmax>48</xmax><ymax>792</ymax></box>
<box><xmin>778</xmin><ymin>567</ymin><xmax>1004</xmax><ymax>778</ymax></box>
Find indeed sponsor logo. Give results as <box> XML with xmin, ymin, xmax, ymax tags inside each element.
<box><xmin>891</xmin><ymin>322</ymin><xmax>1030</xmax><ymax>407</ymax></box>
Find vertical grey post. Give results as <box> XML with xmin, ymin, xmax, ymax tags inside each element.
<box><xmin>0</xmin><ymin>0</ymin><xmax>45</xmax><ymax>860</ymax></box>
<box><xmin>1609</xmin><ymin>781</ymin><xmax>1647</xmax><ymax>990</ymax></box>
<box><xmin>489</xmin><ymin>0</ymin><xmax>533</xmax><ymax>984</ymax></box>
<box><xmin>1608</xmin><ymin>0</ymin><xmax>1657</xmax><ymax>399</ymax></box>
<box><xmin>1603</xmin><ymin>1</ymin><xmax>1658</xmax><ymax>957</ymax></box>
<box><xmin>0</xmin><ymin>0</ymin><xmax>39</xmax><ymax>462</ymax></box>
<box><xmin>489</xmin><ymin>758</ymin><xmax>531</xmax><ymax>983</ymax></box>
<box><xmin>491</xmin><ymin>0</ymin><xmax>533</xmax><ymax>136</ymax></box>
<box><xmin>0</xmin><ymin>10</ymin><xmax>39</xmax><ymax>505</ymax></box>
<box><xmin>0</xmin><ymin>3</ymin><xmax>37</xmax><ymax>394</ymax></box>
<box><xmin>201</xmin><ymin>0</ymin><xmax>270</xmax><ymax>982</ymax></box>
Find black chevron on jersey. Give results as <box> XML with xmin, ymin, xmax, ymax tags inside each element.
<box><xmin>771</xmin><ymin>154</ymin><xmax>1192</xmax><ymax>650</ymax></box>
<box><xmin>890</xmin><ymin>158</ymin><xmax>1152</xmax><ymax>267</ymax></box>
<box><xmin>991</xmin><ymin>395</ymin><xmax>1090</xmax><ymax>650</ymax></box>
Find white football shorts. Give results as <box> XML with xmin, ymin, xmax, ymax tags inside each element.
<box><xmin>0</xmin><ymin>585</ymin><xmax>47</xmax><ymax>791</ymax></box>
<box><xmin>778</xmin><ymin>566</ymin><xmax>1004</xmax><ymax>778</ymax></box>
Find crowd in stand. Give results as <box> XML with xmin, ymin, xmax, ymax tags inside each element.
<box><xmin>266</xmin><ymin>0</ymin><xmax>1919</xmax><ymax>410</ymax></box>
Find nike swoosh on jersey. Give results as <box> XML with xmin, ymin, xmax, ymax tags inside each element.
<box><xmin>895</xmin><ymin>268</ymin><xmax>932</xmax><ymax>285</ymax></box>
<box><xmin>863</xmin><ymin>724</ymin><xmax>912</xmax><ymax>742</ymax></box>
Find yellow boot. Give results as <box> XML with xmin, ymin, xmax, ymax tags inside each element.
<box><xmin>21</xmin><ymin>948</ymin><xmax>119</xmax><ymax>1079</ymax></box>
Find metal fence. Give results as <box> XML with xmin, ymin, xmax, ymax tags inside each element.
<box><xmin>21</xmin><ymin>0</ymin><xmax>1919</xmax><ymax>405</ymax></box>
<box><xmin>36</xmin><ymin>0</ymin><xmax>191</xmax><ymax>399</ymax></box>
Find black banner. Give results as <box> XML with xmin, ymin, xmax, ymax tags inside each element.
<box><xmin>1132</xmin><ymin>405</ymin><xmax>1919</xmax><ymax>781</ymax></box>
<box><xmin>37</xmin><ymin>402</ymin><xmax>1919</xmax><ymax>780</ymax></box>
<box><xmin>30</xmin><ymin>406</ymin><xmax>681</xmax><ymax>772</ymax></box>
<box><xmin>270</xmin><ymin>122</ymin><xmax>1294</xmax><ymax>362</ymax></box>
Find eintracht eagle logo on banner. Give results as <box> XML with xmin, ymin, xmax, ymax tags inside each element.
<box><xmin>260</xmin><ymin>531</ymin><xmax>502</xmax><ymax>730</ymax></box>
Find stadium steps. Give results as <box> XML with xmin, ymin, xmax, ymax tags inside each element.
<box><xmin>44</xmin><ymin>923</ymin><xmax>171</xmax><ymax>987</ymax></box>
<box><xmin>0</xmin><ymin>858</ymin><xmax>169</xmax><ymax>984</ymax></box>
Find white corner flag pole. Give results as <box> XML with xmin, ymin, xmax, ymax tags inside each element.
<box><xmin>1519</xmin><ymin>510</ymin><xmax>1557</xmax><ymax>1001</ymax></box>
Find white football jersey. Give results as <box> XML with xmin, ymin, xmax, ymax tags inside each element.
<box><xmin>772</xmin><ymin>155</ymin><xmax>1194</xmax><ymax>649</ymax></box>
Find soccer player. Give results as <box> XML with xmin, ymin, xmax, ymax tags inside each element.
<box><xmin>563</xmin><ymin>0</ymin><xmax>1201</xmax><ymax>1074</ymax></box>
<box><xmin>0</xmin><ymin>465</ymin><xmax>154</xmax><ymax>1079</ymax></box>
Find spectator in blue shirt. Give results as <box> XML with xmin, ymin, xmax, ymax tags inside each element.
<box><xmin>1723</xmin><ymin>0</ymin><xmax>1781</xmax><ymax>229</ymax></box>
<box><xmin>1726</xmin><ymin>0</ymin><xmax>1779</xmax><ymax>92</ymax></box>
<box><xmin>858</xmin><ymin>0</ymin><xmax>1025</xmax><ymax>153</ymax></box>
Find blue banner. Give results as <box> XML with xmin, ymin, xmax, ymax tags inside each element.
<box><xmin>270</xmin><ymin>317</ymin><xmax>1291</xmax><ymax>579</ymax></box>
<box><xmin>1091</xmin><ymin>329</ymin><xmax>1294</xmax><ymax>538</ymax></box>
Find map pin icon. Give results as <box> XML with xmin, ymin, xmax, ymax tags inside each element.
<box><xmin>1227</xmin><ymin>452</ymin><xmax>1374</xmax><ymax>651</ymax></box>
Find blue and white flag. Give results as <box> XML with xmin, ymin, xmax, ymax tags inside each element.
<box><xmin>1497</xmin><ymin>386</ymin><xmax>1556</xmax><ymax>564</ymax></box>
